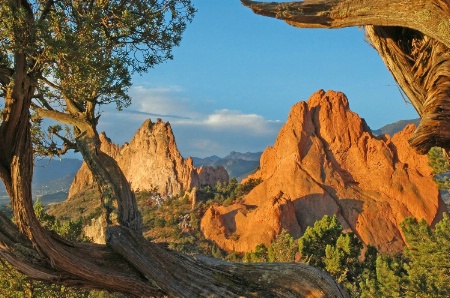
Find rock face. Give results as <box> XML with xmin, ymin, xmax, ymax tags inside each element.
<box><xmin>201</xmin><ymin>90</ymin><xmax>447</xmax><ymax>253</ymax></box>
<box><xmin>68</xmin><ymin>119</ymin><xmax>229</xmax><ymax>200</ymax></box>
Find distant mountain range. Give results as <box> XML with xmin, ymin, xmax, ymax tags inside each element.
<box><xmin>192</xmin><ymin>151</ymin><xmax>262</xmax><ymax>181</ymax></box>
<box><xmin>372</xmin><ymin>118</ymin><xmax>420</xmax><ymax>136</ymax></box>
<box><xmin>0</xmin><ymin>158</ymin><xmax>82</xmax><ymax>206</ymax></box>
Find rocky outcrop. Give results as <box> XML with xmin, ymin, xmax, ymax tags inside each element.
<box><xmin>68</xmin><ymin>119</ymin><xmax>229</xmax><ymax>200</ymax></box>
<box><xmin>201</xmin><ymin>90</ymin><xmax>447</xmax><ymax>254</ymax></box>
<box><xmin>197</xmin><ymin>166</ymin><xmax>230</xmax><ymax>186</ymax></box>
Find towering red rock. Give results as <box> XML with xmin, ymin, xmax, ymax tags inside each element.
<box><xmin>68</xmin><ymin>119</ymin><xmax>228</xmax><ymax>200</ymax></box>
<box><xmin>201</xmin><ymin>90</ymin><xmax>447</xmax><ymax>253</ymax></box>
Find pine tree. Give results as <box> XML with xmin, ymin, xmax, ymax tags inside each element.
<box><xmin>401</xmin><ymin>214</ymin><xmax>450</xmax><ymax>297</ymax></box>
<box><xmin>427</xmin><ymin>147</ymin><xmax>450</xmax><ymax>175</ymax></box>
<box><xmin>268</xmin><ymin>230</ymin><xmax>298</xmax><ymax>262</ymax></box>
<box><xmin>298</xmin><ymin>215</ymin><xmax>343</xmax><ymax>267</ymax></box>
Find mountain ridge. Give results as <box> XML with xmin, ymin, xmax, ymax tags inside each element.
<box><xmin>192</xmin><ymin>151</ymin><xmax>262</xmax><ymax>181</ymax></box>
<box><xmin>372</xmin><ymin>118</ymin><xmax>420</xmax><ymax>136</ymax></box>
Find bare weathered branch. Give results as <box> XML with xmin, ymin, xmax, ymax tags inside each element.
<box><xmin>106</xmin><ymin>225</ymin><xmax>348</xmax><ymax>298</ymax></box>
<box><xmin>241</xmin><ymin>0</ymin><xmax>450</xmax><ymax>49</ymax></box>
<box><xmin>31</xmin><ymin>105</ymin><xmax>88</xmax><ymax>128</ymax></box>
<box><xmin>366</xmin><ymin>26</ymin><xmax>450</xmax><ymax>153</ymax></box>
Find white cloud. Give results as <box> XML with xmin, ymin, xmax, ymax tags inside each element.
<box><xmin>204</xmin><ymin>110</ymin><xmax>278</xmax><ymax>134</ymax></box>
<box><xmin>97</xmin><ymin>85</ymin><xmax>284</xmax><ymax>157</ymax></box>
<box><xmin>129</xmin><ymin>85</ymin><xmax>199</xmax><ymax>119</ymax></box>
<box><xmin>176</xmin><ymin>109</ymin><xmax>282</xmax><ymax>135</ymax></box>
<box><xmin>171</xmin><ymin>110</ymin><xmax>283</xmax><ymax>157</ymax></box>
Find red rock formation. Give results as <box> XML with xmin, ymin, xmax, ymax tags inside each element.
<box><xmin>201</xmin><ymin>90</ymin><xmax>447</xmax><ymax>253</ymax></box>
<box><xmin>68</xmin><ymin>119</ymin><xmax>228</xmax><ymax>200</ymax></box>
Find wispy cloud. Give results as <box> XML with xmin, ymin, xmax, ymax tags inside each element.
<box><xmin>174</xmin><ymin>109</ymin><xmax>281</xmax><ymax>135</ymax></box>
<box><xmin>98</xmin><ymin>85</ymin><xmax>284</xmax><ymax>157</ymax></box>
<box><xmin>170</xmin><ymin>110</ymin><xmax>283</xmax><ymax>157</ymax></box>
<box><xmin>204</xmin><ymin>109</ymin><xmax>281</xmax><ymax>135</ymax></box>
<box><xmin>129</xmin><ymin>85</ymin><xmax>200</xmax><ymax>119</ymax></box>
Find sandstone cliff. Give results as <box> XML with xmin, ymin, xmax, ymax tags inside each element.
<box><xmin>201</xmin><ymin>90</ymin><xmax>447</xmax><ymax>253</ymax></box>
<box><xmin>68</xmin><ymin>119</ymin><xmax>229</xmax><ymax>200</ymax></box>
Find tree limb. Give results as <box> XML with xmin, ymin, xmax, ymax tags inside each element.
<box><xmin>107</xmin><ymin>225</ymin><xmax>349</xmax><ymax>297</ymax></box>
<box><xmin>241</xmin><ymin>0</ymin><xmax>450</xmax><ymax>49</ymax></box>
<box><xmin>31</xmin><ymin>105</ymin><xmax>89</xmax><ymax>129</ymax></box>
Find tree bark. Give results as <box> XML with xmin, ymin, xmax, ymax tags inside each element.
<box><xmin>242</xmin><ymin>0</ymin><xmax>450</xmax><ymax>154</ymax></box>
<box><xmin>74</xmin><ymin>124</ymin><xmax>142</xmax><ymax>232</ymax></box>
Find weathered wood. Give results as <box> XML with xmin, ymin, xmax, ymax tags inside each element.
<box><xmin>107</xmin><ymin>225</ymin><xmax>348</xmax><ymax>298</ymax></box>
<box><xmin>365</xmin><ymin>26</ymin><xmax>450</xmax><ymax>153</ymax></box>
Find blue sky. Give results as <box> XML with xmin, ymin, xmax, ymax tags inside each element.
<box><xmin>98</xmin><ymin>1</ymin><xmax>418</xmax><ymax>158</ymax></box>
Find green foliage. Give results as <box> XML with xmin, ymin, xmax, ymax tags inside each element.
<box><xmin>209</xmin><ymin>178</ymin><xmax>261</xmax><ymax>207</ymax></box>
<box><xmin>428</xmin><ymin>147</ymin><xmax>449</xmax><ymax>175</ymax></box>
<box><xmin>235</xmin><ymin>178</ymin><xmax>262</xmax><ymax>198</ymax></box>
<box><xmin>360</xmin><ymin>215</ymin><xmax>450</xmax><ymax>298</ymax></box>
<box><xmin>297</xmin><ymin>215</ymin><xmax>367</xmax><ymax>296</ymax></box>
<box><xmin>243</xmin><ymin>244</ymin><xmax>268</xmax><ymax>263</ymax></box>
<box><xmin>427</xmin><ymin>147</ymin><xmax>450</xmax><ymax>191</ymax></box>
<box><xmin>298</xmin><ymin>215</ymin><xmax>343</xmax><ymax>267</ymax></box>
<box><xmin>34</xmin><ymin>199</ymin><xmax>87</xmax><ymax>242</ymax></box>
<box><xmin>401</xmin><ymin>214</ymin><xmax>450</xmax><ymax>297</ymax></box>
<box><xmin>324</xmin><ymin>232</ymin><xmax>362</xmax><ymax>283</ymax></box>
<box><xmin>214</xmin><ymin>178</ymin><xmax>239</xmax><ymax>205</ymax></box>
<box><xmin>378</xmin><ymin>255</ymin><xmax>404</xmax><ymax>298</ymax></box>
<box><xmin>268</xmin><ymin>229</ymin><xmax>298</xmax><ymax>262</ymax></box>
